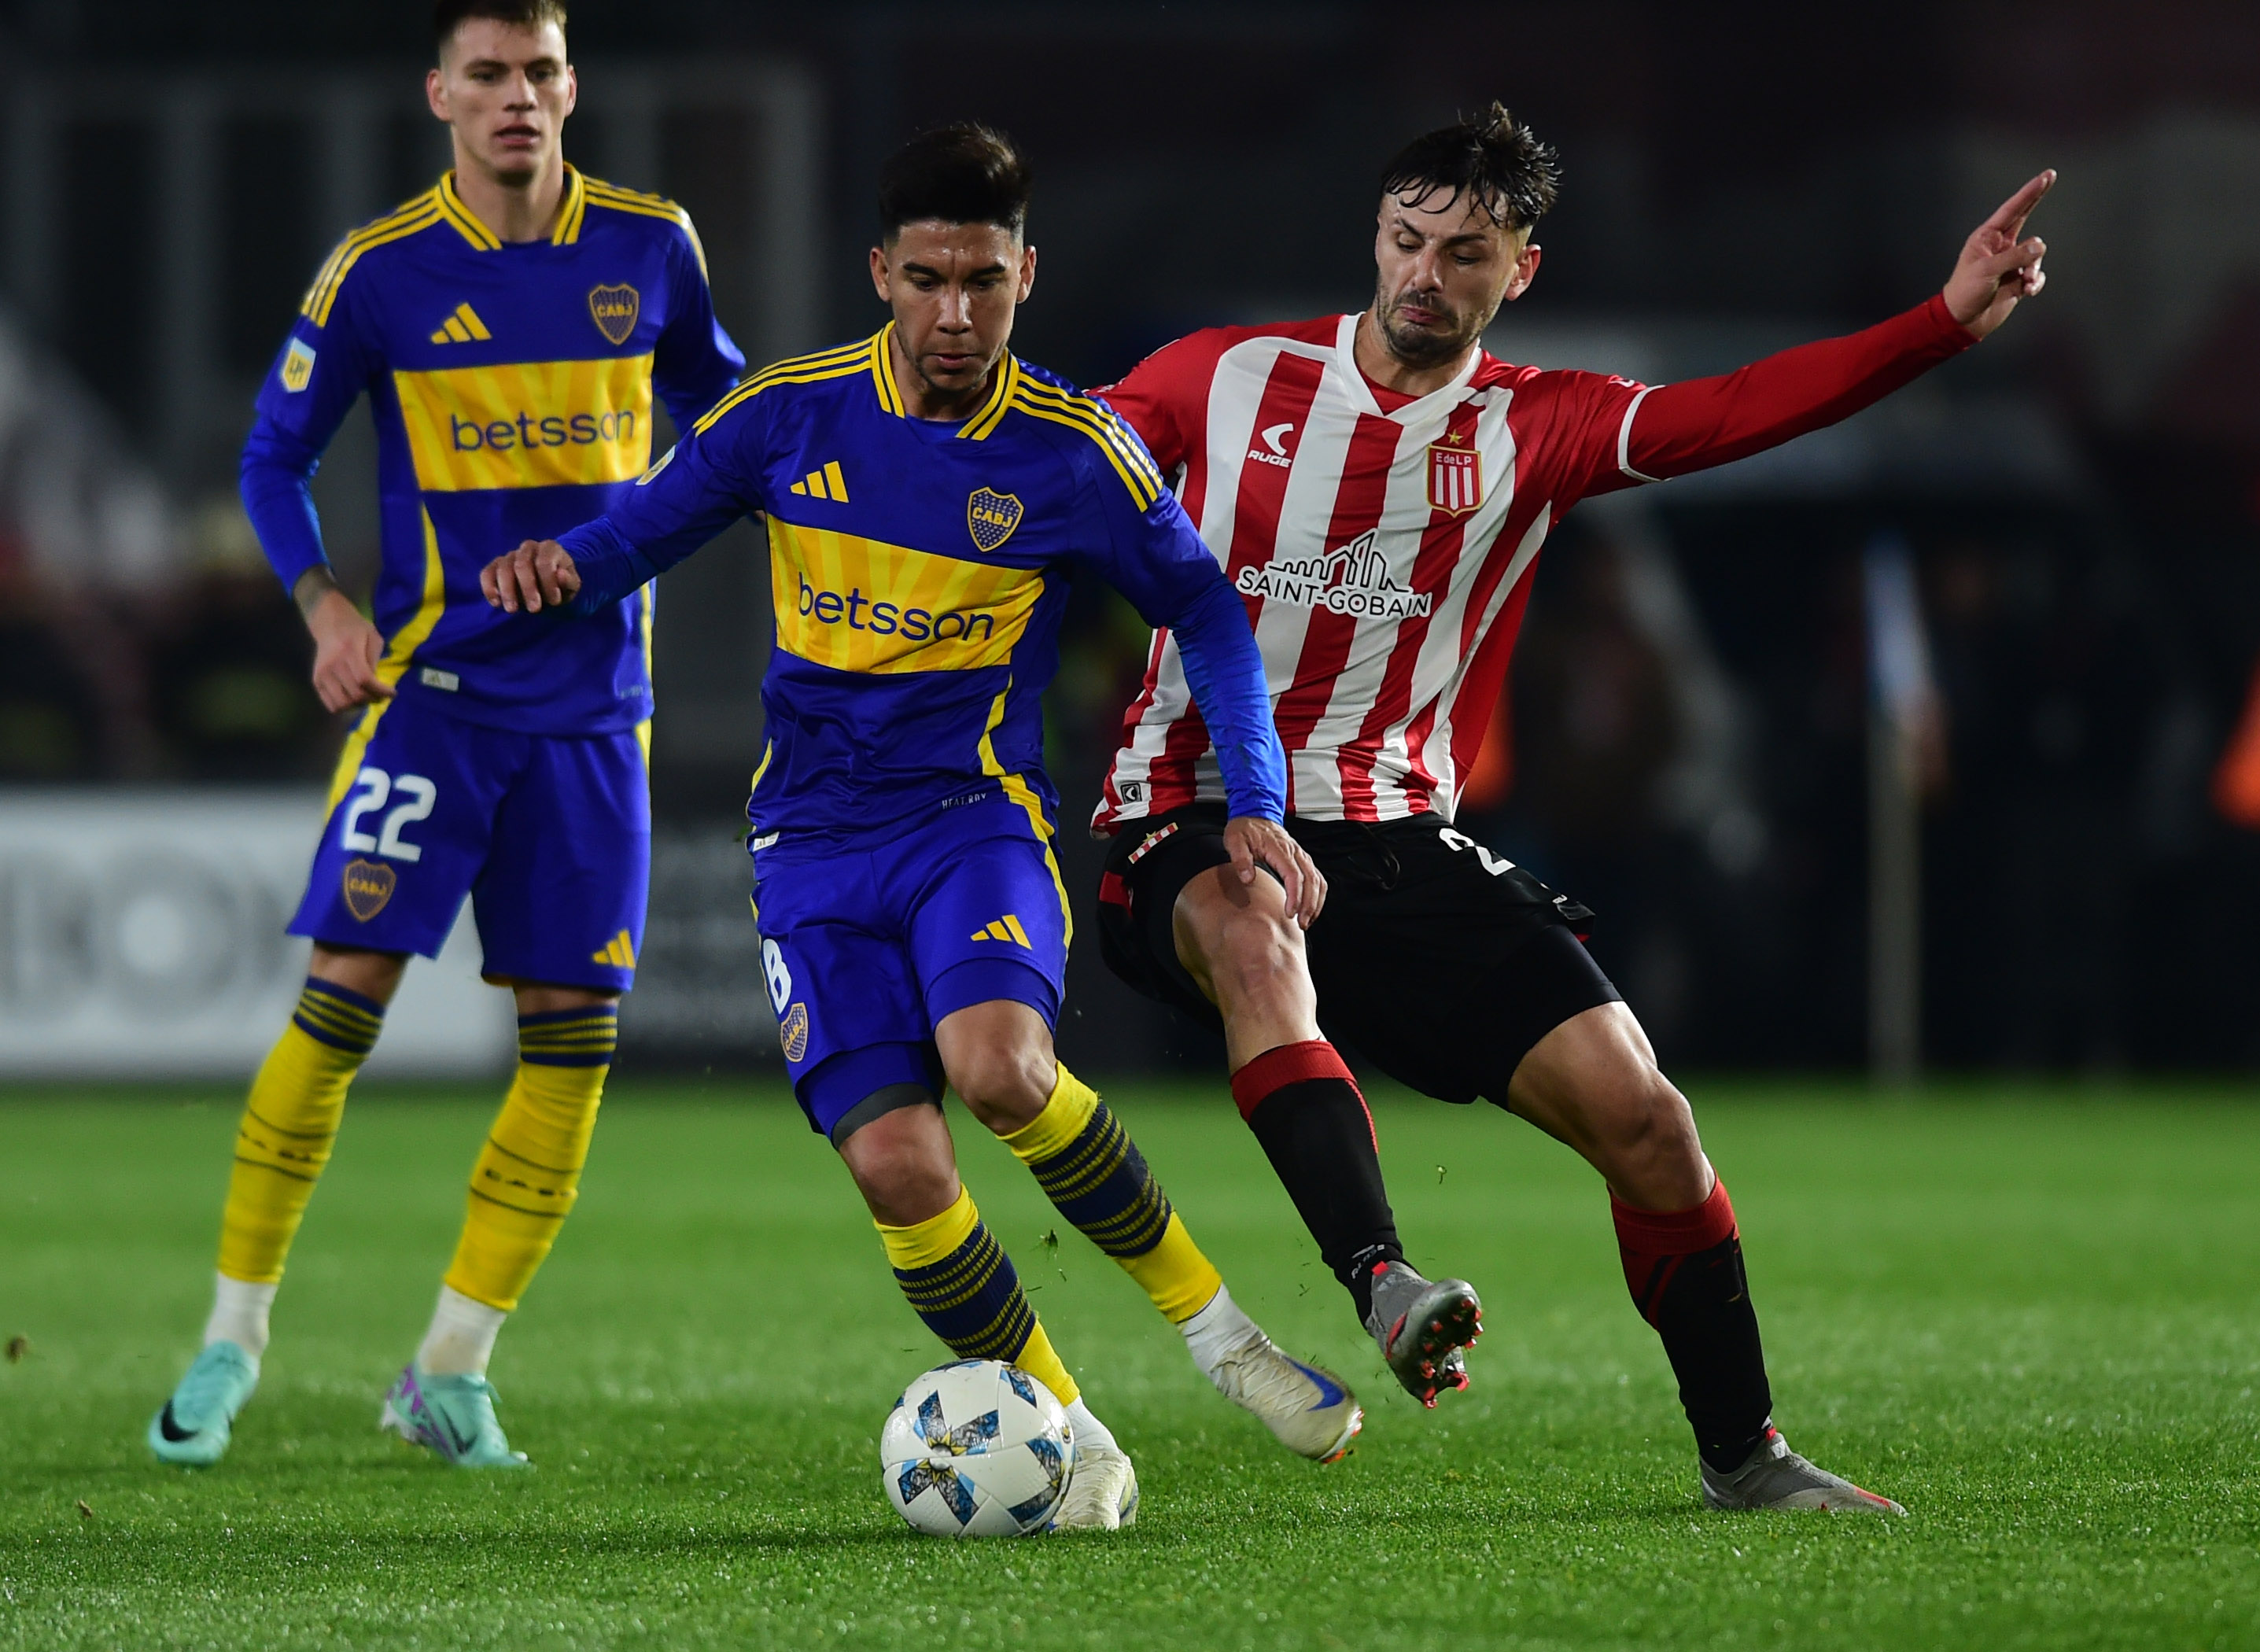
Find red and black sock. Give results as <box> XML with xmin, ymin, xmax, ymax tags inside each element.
<box><xmin>1612</xmin><ymin>1178</ymin><xmax>1774</xmax><ymax>1473</ymax></box>
<box><xmin>1230</xmin><ymin>1040</ymin><xmax>1402</xmax><ymax>1322</ymax></box>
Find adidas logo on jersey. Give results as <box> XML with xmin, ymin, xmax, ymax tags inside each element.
<box><xmin>971</xmin><ymin>913</ymin><xmax>1033</xmax><ymax>948</ymax></box>
<box><xmin>428</xmin><ymin>303</ymin><xmax>493</xmax><ymax>345</ymax></box>
<box><xmin>1235</xmin><ymin>529</ymin><xmax>1432</xmax><ymax>619</ymax></box>
<box><xmin>790</xmin><ymin>461</ymin><xmax>850</xmax><ymax>502</ymax></box>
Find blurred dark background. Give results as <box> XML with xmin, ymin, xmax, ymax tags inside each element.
<box><xmin>2</xmin><ymin>0</ymin><xmax>2257</xmax><ymax>1073</ymax></box>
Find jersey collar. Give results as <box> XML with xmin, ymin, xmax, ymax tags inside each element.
<box><xmin>1331</xmin><ymin>311</ymin><xmax>1483</xmax><ymax>422</ymax></box>
<box><xmin>435</xmin><ymin>165</ymin><xmax>587</xmax><ymax>250</ymax></box>
<box><xmin>868</xmin><ymin>322</ymin><xmax>1019</xmax><ymax>439</ymax></box>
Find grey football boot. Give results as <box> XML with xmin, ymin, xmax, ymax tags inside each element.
<box><xmin>1700</xmin><ymin>1428</ymin><xmax>1904</xmax><ymax>1514</ymax></box>
<box><xmin>1362</xmin><ymin>1260</ymin><xmax>1481</xmax><ymax>1408</ymax></box>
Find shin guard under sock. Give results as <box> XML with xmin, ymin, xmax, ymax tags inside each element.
<box><xmin>1230</xmin><ymin>1041</ymin><xmax>1402</xmax><ymax>1322</ymax></box>
<box><xmin>215</xmin><ymin>979</ymin><xmax>384</xmax><ymax>1285</ymax></box>
<box><xmin>1612</xmin><ymin>1178</ymin><xmax>1773</xmax><ymax>1472</ymax></box>
<box><xmin>876</xmin><ymin>1185</ymin><xmax>1080</xmax><ymax>1405</ymax></box>
<box><xmin>443</xmin><ymin>1006</ymin><xmax>615</xmax><ymax>1312</ymax></box>
<box><xmin>1001</xmin><ymin>1065</ymin><xmax>1222</xmax><ymax>1324</ymax></box>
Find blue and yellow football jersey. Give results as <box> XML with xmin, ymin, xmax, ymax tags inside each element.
<box><xmin>241</xmin><ymin>166</ymin><xmax>745</xmax><ymax>735</ymax></box>
<box><xmin>555</xmin><ymin>324</ymin><xmax>1285</xmax><ymax>843</ymax></box>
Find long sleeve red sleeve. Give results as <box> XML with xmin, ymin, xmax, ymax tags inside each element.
<box><xmin>1614</xmin><ymin>293</ymin><xmax>1976</xmax><ymax>488</ymax></box>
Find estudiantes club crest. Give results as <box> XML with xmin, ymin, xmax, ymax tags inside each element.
<box><xmin>1426</xmin><ymin>438</ymin><xmax>1483</xmax><ymax>517</ymax></box>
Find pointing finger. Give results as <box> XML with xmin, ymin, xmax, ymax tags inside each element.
<box><xmin>1985</xmin><ymin>169</ymin><xmax>2055</xmax><ymax>238</ymax></box>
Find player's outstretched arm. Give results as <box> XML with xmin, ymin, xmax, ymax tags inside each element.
<box><xmin>1598</xmin><ymin>168</ymin><xmax>2055</xmax><ymax>493</ymax></box>
<box><xmin>295</xmin><ymin>568</ymin><xmax>392</xmax><ymax>713</ymax></box>
<box><xmin>1941</xmin><ymin>170</ymin><xmax>2052</xmax><ymax>339</ymax></box>
<box><xmin>481</xmin><ymin>539</ymin><xmax>583</xmax><ymax>614</ymax></box>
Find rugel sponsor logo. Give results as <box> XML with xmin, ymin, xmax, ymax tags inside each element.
<box><xmin>1246</xmin><ymin>421</ymin><xmax>1294</xmax><ymax>469</ymax></box>
<box><xmin>1234</xmin><ymin>528</ymin><xmax>1432</xmax><ymax>619</ymax></box>
<box><xmin>795</xmin><ymin>575</ymin><xmax>996</xmax><ymax>643</ymax></box>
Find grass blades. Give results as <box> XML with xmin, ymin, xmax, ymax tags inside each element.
<box><xmin>1</xmin><ymin>1080</ymin><xmax>2255</xmax><ymax>1649</ymax></box>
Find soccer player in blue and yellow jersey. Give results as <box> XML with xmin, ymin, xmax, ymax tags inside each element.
<box><xmin>481</xmin><ymin>125</ymin><xmax>1361</xmax><ymax>1528</ymax></box>
<box><xmin>148</xmin><ymin>0</ymin><xmax>744</xmax><ymax>1470</ymax></box>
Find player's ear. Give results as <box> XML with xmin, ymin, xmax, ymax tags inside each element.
<box><xmin>1504</xmin><ymin>242</ymin><xmax>1541</xmax><ymax>304</ymax></box>
<box><xmin>426</xmin><ymin>65</ymin><xmax>449</xmax><ymax>124</ymax></box>
<box><xmin>868</xmin><ymin>245</ymin><xmax>892</xmax><ymax>304</ymax></box>
<box><xmin>1016</xmin><ymin>244</ymin><xmax>1037</xmax><ymax>304</ymax></box>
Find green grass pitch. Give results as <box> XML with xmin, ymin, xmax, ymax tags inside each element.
<box><xmin>2</xmin><ymin>1079</ymin><xmax>2255</xmax><ymax>1650</ymax></box>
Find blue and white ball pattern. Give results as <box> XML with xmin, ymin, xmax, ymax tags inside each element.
<box><xmin>880</xmin><ymin>1359</ymin><xmax>1075</xmax><ymax>1537</ymax></box>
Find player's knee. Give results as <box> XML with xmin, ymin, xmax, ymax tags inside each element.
<box><xmin>948</xmin><ymin>1041</ymin><xmax>1053</xmax><ymax>1134</ymax></box>
<box><xmin>1597</xmin><ymin>1072</ymin><xmax>1705</xmax><ymax>1197</ymax></box>
<box><xmin>1178</xmin><ymin>876</ymin><xmax>1308</xmax><ymax>1015</ymax></box>
<box><xmin>837</xmin><ymin>1105</ymin><xmax>959</xmax><ymax>1226</ymax></box>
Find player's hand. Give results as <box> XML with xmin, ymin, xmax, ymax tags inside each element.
<box><xmin>303</xmin><ymin>586</ymin><xmax>391</xmax><ymax>714</ymax></box>
<box><xmin>1222</xmin><ymin>816</ymin><xmax>1327</xmax><ymax>928</ymax></box>
<box><xmin>481</xmin><ymin>538</ymin><xmax>582</xmax><ymax>614</ymax></box>
<box><xmin>1943</xmin><ymin>169</ymin><xmax>2053</xmax><ymax>340</ymax></box>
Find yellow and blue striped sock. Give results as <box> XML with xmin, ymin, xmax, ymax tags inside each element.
<box><xmin>1001</xmin><ymin>1064</ymin><xmax>1225</xmax><ymax>1325</ymax></box>
<box><xmin>215</xmin><ymin>978</ymin><xmax>385</xmax><ymax>1286</ymax></box>
<box><xmin>442</xmin><ymin>1005</ymin><xmax>617</xmax><ymax>1313</ymax></box>
<box><xmin>876</xmin><ymin>1185</ymin><xmax>1080</xmax><ymax>1406</ymax></box>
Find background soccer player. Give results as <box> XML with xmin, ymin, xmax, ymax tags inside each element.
<box><xmin>481</xmin><ymin>124</ymin><xmax>1361</xmax><ymax>1528</ymax></box>
<box><xmin>149</xmin><ymin>0</ymin><xmax>744</xmax><ymax>1469</ymax></box>
<box><xmin>1093</xmin><ymin>105</ymin><xmax>2051</xmax><ymax>1513</ymax></box>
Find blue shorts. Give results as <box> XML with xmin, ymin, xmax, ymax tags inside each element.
<box><xmin>750</xmin><ymin>791</ymin><xmax>1071</xmax><ymax>1138</ymax></box>
<box><xmin>290</xmin><ymin>695</ymin><xmax>650</xmax><ymax>994</ymax></box>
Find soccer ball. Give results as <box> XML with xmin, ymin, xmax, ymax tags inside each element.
<box><xmin>879</xmin><ymin>1359</ymin><xmax>1075</xmax><ymax>1537</ymax></box>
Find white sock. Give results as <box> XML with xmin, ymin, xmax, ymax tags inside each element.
<box><xmin>1064</xmin><ymin>1396</ymin><xmax>1117</xmax><ymax>1455</ymax></box>
<box><xmin>415</xmin><ymin>1285</ymin><xmax>508</xmax><ymax>1377</ymax></box>
<box><xmin>203</xmin><ymin>1274</ymin><xmax>276</xmax><ymax>1363</ymax></box>
<box><xmin>1177</xmin><ymin>1282</ymin><xmax>1268</xmax><ymax>1382</ymax></box>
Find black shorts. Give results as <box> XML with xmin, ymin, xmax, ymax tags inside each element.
<box><xmin>1097</xmin><ymin>804</ymin><xmax>1621</xmax><ymax>1107</ymax></box>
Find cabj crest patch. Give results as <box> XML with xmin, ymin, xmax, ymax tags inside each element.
<box><xmin>967</xmin><ymin>488</ymin><xmax>1023</xmax><ymax>553</ymax></box>
<box><xmin>341</xmin><ymin>857</ymin><xmax>396</xmax><ymax>922</ymax></box>
<box><xmin>588</xmin><ymin>283</ymin><xmax>640</xmax><ymax>346</ymax></box>
<box><xmin>281</xmin><ymin>338</ymin><xmax>316</xmax><ymax>393</ymax></box>
<box><xmin>779</xmin><ymin>1001</ymin><xmax>809</xmax><ymax>1063</ymax></box>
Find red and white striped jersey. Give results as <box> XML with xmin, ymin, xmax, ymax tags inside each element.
<box><xmin>1092</xmin><ymin>297</ymin><xmax>1974</xmax><ymax>829</ymax></box>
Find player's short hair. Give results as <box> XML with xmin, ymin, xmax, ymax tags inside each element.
<box><xmin>434</xmin><ymin>0</ymin><xmax>567</xmax><ymax>57</ymax></box>
<box><xmin>877</xmin><ymin>124</ymin><xmax>1031</xmax><ymax>242</ymax></box>
<box><xmin>1379</xmin><ymin>101</ymin><xmax>1561</xmax><ymax>234</ymax></box>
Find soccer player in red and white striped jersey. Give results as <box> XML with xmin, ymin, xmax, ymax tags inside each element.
<box><xmin>1093</xmin><ymin>104</ymin><xmax>2050</xmax><ymax>1513</ymax></box>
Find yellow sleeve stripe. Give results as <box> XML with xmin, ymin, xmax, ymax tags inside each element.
<box><xmin>1013</xmin><ymin>378</ymin><xmax>1166</xmax><ymax>493</ymax></box>
<box><xmin>301</xmin><ymin>191</ymin><xmax>444</xmax><ymax>326</ymax></box>
<box><xmin>582</xmin><ymin>176</ymin><xmax>709</xmax><ymax>276</ymax></box>
<box><xmin>691</xmin><ymin>333</ymin><xmax>886</xmax><ymax>436</ymax></box>
<box><xmin>1010</xmin><ymin>381</ymin><xmax>1165</xmax><ymax>510</ymax></box>
<box><xmin>437</xmin><ymin>172</ymin><xmax>504</xmax><ymax>250</ymax></box>
<box><xmin>956</xmin><ymin>353</ymin><xmax>1020</xmax><ymax>441</ymax></box>
<box><xmin>550</xmin><ymin>164</ymin><xmax>588</xmax><ymax>245</ymax></box>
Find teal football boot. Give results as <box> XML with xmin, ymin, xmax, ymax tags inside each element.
<box><xmin>379</xmin><ymin>1365</ymin><xmax>530</xmax><ymax>1468</ymax></box>
<box><xmin>148</xmin><ymin>1340</ymin><xmax>260</xmax><ymax>1466</ymax></box>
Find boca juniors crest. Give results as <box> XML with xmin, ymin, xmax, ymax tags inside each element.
<box><xmin>341</xmin><ymin>857</ymin><xmax>396</xmax><ymax>922</ymax></box>
<box><xmin>587</xmin><ymin>283</ymin><xmax>640</xmax><ymax>346</ymax></box>
<box><xmin>1426</xmin><ymin>437</ymin><xmax>1484</xmax><ymax>517</ymax></box>
<box><xmin>967</xmin><ymin>487</ymin><xmax>1023</xmax><ymax>552</ymax></box>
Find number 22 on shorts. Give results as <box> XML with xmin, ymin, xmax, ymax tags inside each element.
<box><xmin>339</xmin><ymin>766</ymin><xmax>437</xmax><ymax>862</ymax></box>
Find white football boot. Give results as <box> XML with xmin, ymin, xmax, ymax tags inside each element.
<box><xmin>1050</xmin><ymin>1437</ymin><xmax>1139</xmax><ymax>1531</ymax></box>
<box><xmin>1180</xmin><ymin>1288</ymin><xmax>1361</xmax><ymax>1462</ymax></box>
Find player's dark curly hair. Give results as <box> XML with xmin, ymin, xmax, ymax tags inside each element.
<box><xmin>878</xmin><ymin>124</ymin><xmax>1032</xmax><ymax>241</ymax></box>
<box><xmin>434</xmin><ymin>0</ymin><xmax>567</xmax><ymax>53</ymax></box>
<box><xmin>1379</xmin><ymin>102</ymin><xmax>1561</xmax><ymax>233</ymax></box>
